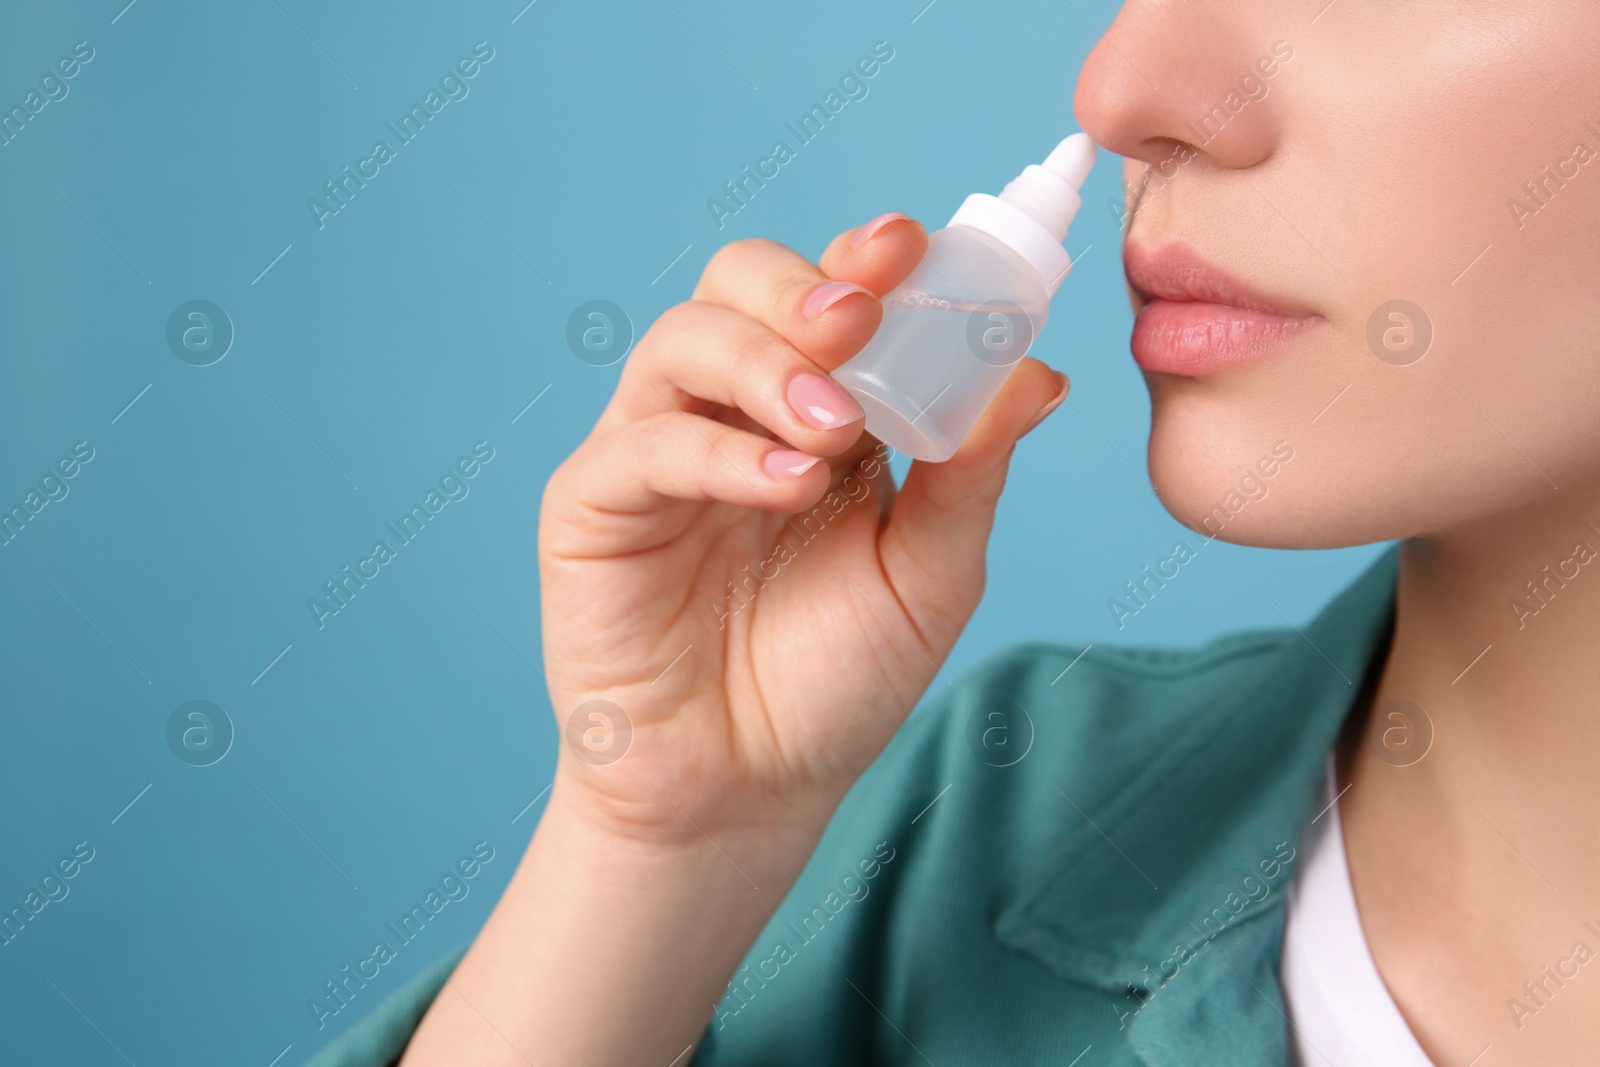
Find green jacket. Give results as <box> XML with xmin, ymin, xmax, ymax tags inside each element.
<box><xmin>308</xmin><ymin>545</ymin><xmax>1397</xmax><ymax>1067</ymax></box>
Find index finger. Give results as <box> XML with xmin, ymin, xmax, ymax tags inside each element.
<box><xmin>688</xmin><ymin>215</ymin><xmax>930</xmax><ymax>371</ymax></box>
<box><xmin>817</xmin><ymin>212</ymin><xmax>928</xmax><ymax>291</ymax></box>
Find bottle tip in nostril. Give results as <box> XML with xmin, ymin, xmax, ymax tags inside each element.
<box><xmin>1043</xmin><ymin>133</ymin><xmax>1098</xmax><ymax>191</ymax></box>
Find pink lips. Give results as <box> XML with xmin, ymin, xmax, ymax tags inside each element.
<box><xmin>1125</xmin><ymin>242</ymin><xmax>1322</xmax><ymax>375</ymax></box>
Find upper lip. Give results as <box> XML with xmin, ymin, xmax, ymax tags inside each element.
<box><xmin>1124</xmin><ymin>241</ymin><xmax>1320</xmax><ymax>319</ymax></box>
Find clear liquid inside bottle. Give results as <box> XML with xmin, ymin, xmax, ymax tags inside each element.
<box><xmin>833</xmin><ymin>225</ymin><xmax>1051</xmax><ymax>462</ymax></box>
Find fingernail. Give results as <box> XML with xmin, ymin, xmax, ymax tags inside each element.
<box><xmin>787</xmin><ymin>373</ymin><xmax>865</xmax><ymax>430</ymax></box>
<box><xmin>1020</xmin><ymin>375</ymin><xmax>1070</xmax><ymax>439</ymax></box>
<box><xmin>802</xmin><ymin>281</ymin><xmax>874</xmax><ymax>321</ymax></box>
<box><xmin>851</xmin><ymin>212</ymin><xmax>910</xmax><ymax>250</ymax></box>
<box><xmin>762</xmin><ymin>450</ymin><xmax>824</xmax><ymax>479</ymax></box>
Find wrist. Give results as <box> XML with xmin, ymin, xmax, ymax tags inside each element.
<box><xmin>403</xmin><ymin>771</ymin><xmax>832</xmax><ymax>1067</ymax></box>
<box><xmin>547</xmin><ymin>758</ymin><xmax>841</xmax><ymax>858</ymax></box>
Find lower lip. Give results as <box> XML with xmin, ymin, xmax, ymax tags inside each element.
<box><xmin>1131</xmin><ymin>299</ymin><xmax>1318</xmax><ymax>375</ymax></box>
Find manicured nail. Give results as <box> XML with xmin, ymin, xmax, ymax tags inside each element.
<box><xmin>787</xmin><ymin>373</ymin><xmax>865</xmax><ymax>430</ymax></box>
<box><xmin>801</xmin><ymin>281</ymin><xmax>874</xmax><ymax>321</ymax></box>
<box><xmin>762</xmin><ymin>450</ymin><xmax>823</xmax><ymax>480</ymax></box>
<box><xmin>851</xmin><ymin>212</ymin><xmax>910</xmax><ymax>250</ymax></box>
<box><xmin>1019</xmin><ymin>374</ymin><xmax>1070</xmax><ymax>439</ymax></box>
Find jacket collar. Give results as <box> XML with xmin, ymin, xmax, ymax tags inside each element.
<box><xmin>995</xmin><ymin>545</ymin><xmax>1399</xmax><ymax>1065</ymax></box>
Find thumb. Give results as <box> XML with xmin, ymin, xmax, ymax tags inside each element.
<box><xmin>876</xmin><ymin>358</ymin><xmax>1069</xmax><ymax>649</ymax></box>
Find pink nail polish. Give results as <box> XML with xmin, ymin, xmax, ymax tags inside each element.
<box><xmin>787</xmin><ymin>373</ymin><xmax>865</xmax><ymax>430</ymax></box>
<box><xmin>851</xmin><ymin>212</ymin><xmax>911</xmax><ymax>250</ymax></box>
<box><xmin>831</xmin><ymin>136</ymin><xmax>1096</xmax><ymax>462</ymax></box>
<box><xmin>762</xmin><ymin>450</ymin><xmax>823</xmax><ymax>479</ymax></box>
<box><xmin>801</xmin><ymin>281</ymin><xmax>874</xmax><ymax>321</ymax></box>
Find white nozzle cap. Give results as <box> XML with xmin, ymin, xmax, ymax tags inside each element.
<box><xmin>1043</xmin><ymin>133</ymin><xmax>1096</xmax><ymax>189</ymax></box>
<box><xmin>946</xmin><ymin>133</ymin><xmax>1097</xmax><ymax>296</ymax></box>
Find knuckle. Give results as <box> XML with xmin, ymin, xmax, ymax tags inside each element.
<box><xmin>637</xmin><ymin>300</ymin><xmax>698</xmax><ymax>353</ymax></box>
<box><xmin>694</xmin><ymin>416</ymin><xmax>737</xmax><ymax>457</ymax></box>
<box><xmin>649</xmin><ymin>299</ymin><xmax>695</xmax><ymax>334</ymax></box>
<box><xmin>539</xmin><ymin>464</ymin><xmax>563</xmax><ymax>513</ymax></box>
<box><xmin>731</xmin><ymin>325</ymin><xmax>792</xmax><ymax>371</ymax></box>
<box><xmin>637</xmin><ymin>412</ymin><xmax>679</xmax><ymax>456</ymax></box>
<box><xmin>704</xmin><ymin>237</ymin><xmax>778</xmax><ymax>280</ymax></box>
<box><xmin>644</xmin><ymin>412</ymin><xmax>719</xmax><ymax>472</ymax></box>
<box><xmin>539</xmin><ymin>452</ymin><xmax>581</xmax><ymax>520</ymax></box>
<box><xmin>733</xmin><ymin>236</ymin><xmax>788</xmax><ymax>259</ymax></box>
<box><xmin>775</xmin><ymin>273</ymin><xmax>821</xmax><ymax>317</ymax></box>
<box><xmin>700</xmin><ymin>242</ymin><xmax>737</xmax><ymax>282</ymax></box>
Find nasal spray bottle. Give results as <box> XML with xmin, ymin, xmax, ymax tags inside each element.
<box><xmin>831</xmin><ymin>134</ymin><xmax>1097</xmax><ymax>462</ymax></box>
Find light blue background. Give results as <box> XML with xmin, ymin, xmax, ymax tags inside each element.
<box><xmin>0</xmin><ymin>1</ymin><xmax>1384</xmax><ymax>1062</ymax></box>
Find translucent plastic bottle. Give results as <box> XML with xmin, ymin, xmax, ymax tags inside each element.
<box><xmin>831</xmin><ymin>134</ymin><xmax>1096</xmax><ymax>462</ymax></box>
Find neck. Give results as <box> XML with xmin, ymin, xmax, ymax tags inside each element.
<box><xmin>1340</xmin><ymin>479</ymin><xmax>1600</xmax><ymax>1059</ymax></box>
<box><xmin>1365</xmin><ymin>482</ymin><xmax>1600</xmax><ymax>818</ymax></box>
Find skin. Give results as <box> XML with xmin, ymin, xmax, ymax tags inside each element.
<box><xmin>403</xmin><ymin>2</ymin><xmax>1600</xmax><ymax>1064</ymax></box>
<box><xmin>1076</xmin><ymin>2</ymin><xmax>1600</xmax><ymax>1064</ymax></box>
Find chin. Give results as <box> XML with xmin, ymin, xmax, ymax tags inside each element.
<box><xmin>1143</xmin><ymin>373</ymin><xmax>1389</xmax><ymax>552</ymax></box>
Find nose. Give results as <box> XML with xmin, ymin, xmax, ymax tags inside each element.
<box><xmin>1074</xmin><ymin>2</ymin><xmax>1283</xmax><ymax>173</ymax></box>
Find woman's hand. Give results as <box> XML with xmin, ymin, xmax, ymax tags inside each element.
<box><xmin>540</xmin><ymin>215</ymin><xmax>1068</xmax><ymax>844</ymax></box>
<box><xmin>401</xmin><ymin>215</ymin><xmax>1066</xmax><ymax>1067</ymax></box>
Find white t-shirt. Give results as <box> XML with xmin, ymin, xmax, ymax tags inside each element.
<box><xmin>1280</xmin><ymin>756</ymin><xmax>1435</xmax><ymax>1066</ymax></box>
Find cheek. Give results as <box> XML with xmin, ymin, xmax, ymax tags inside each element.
<box><xmin>1156</xmin><ymin>11</ymin><xmax>1600</xmax><ymax>547</ymax></box>
<box><xmin>1338</xmin><ymin>19</ymin><xmax>1600</xmax><ymax>519</ymax></box>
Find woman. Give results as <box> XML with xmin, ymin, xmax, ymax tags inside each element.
<box><xmin>314</xmin><ymin>2</ymin><xmax>1600</xmax><ymax>1064</ymax></box>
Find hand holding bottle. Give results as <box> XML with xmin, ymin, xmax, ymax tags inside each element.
<box><xmin>540</xmin><ymin>216</ymin><xmax>1070</xmax><ymax>845</ymax></box>
<box><xmin>402</xmin><ymin>215</ymin><xmax>1069</xmax><ymax>1065</ymax></box>
<box><xmin>543</xmin><ymin>134</ymin><xmax>1095</xmax><ymax>847</ymax></box>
